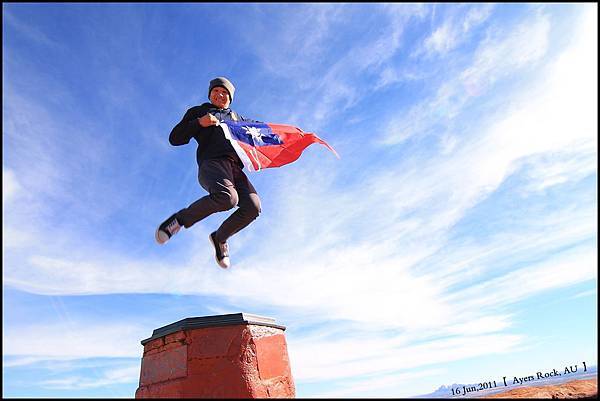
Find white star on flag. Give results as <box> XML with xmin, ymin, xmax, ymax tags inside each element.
<box><xmin>243</xmin><ymin>126</ymin><xmax>263</xmax><ymax>140</ymax></box>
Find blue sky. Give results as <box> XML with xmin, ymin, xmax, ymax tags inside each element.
<box><xmin>2</xmin><ymin>3</ymin><xmax>597</xmax><ymax>398</ymax></box>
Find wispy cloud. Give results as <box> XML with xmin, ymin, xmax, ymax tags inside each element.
<box><xmin>2</xmin><ymin>168</ymin><xmax>22</xmax><ymax>205</ymax></box>
<box><xmin>291</xmin><ymin>331</ymin><xmax>523</xmax><ymax>386</ymax></box>
<box><xmin>444</xmin><ymin>245</ymin><xmax>597</xmax><ymax>311</ymax></box>
<box><xmin>234</xmin><ymin>4</ymin><xmax>428</xmax><ymax>127</ymax></box>
<box><xmin>519</xmin><ymin>147</ymin><xmax>597</xmax><ymax>193</ymax></box>
<box><xmin>414</xmin><ymin>4</ymin><xmax>493</xmax><ymax>58</ymax></box>
<box><xmin>39</xmin><ymin>364</ymin><xmax>140</xmax><ymax>390</ymax></box>
<box><xmin>571</xmin><ymin>288</ymin><xmax>597</xmax><ymax>300</ymax></box>
<box><xmin>313</xmin><ymin>368</ymin><xmax>446</xmax><ymax>398</ymax></box>
<box><xmin>3</xmin><ymin>9</ymin><xmax>60</xmax><ymax>48</ymax></box>
<box><xmin>382</xmin><ymin>10</ymin><xmax>551</xmax><ymax>146</ymax></box>
<box><xmin>2</xmin><ymin>89</ymin><xmax>131</xmax><ymax>231</ymax></box>
<box><xmin>4</xmin><ymin>322</ymin><xmax>145</xmax><ymax>358</ymax></box>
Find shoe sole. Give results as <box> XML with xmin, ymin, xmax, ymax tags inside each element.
<box><xmin>209</xmin><ymin>233</ymin><xmax>230</xmax><ymax>269</ymax></box>
<box><xmin>155</xmin><ymin>229</ymin><xmax>169</xmax><ymax>245</ymax></box>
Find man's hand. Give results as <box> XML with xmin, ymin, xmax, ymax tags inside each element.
<box><xmin>198</xmin><ymin>113</ymin><xmax>220</xmax><ymax>127</ymax></box>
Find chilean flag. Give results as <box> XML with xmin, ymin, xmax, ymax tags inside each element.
<box><xmin>219</xmin><ymin>120</ymin><xmax>339</xmax><ymax>172</ymax></box>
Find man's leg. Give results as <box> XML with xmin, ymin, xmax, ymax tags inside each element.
<box><xmin>176</xmin><ymin>159</ymin><xmax>239</xmax><ymax>229</ymax></box>
<box><xmin>214</xmin><ymin>167</ymin><xmax>261</xmax><ymax>243</ymax></box>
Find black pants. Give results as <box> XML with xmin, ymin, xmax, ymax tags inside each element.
<box><xmin>176</xmin><ymin>158</ymin><xmax>261</xmax><ymax>243</ymax></box>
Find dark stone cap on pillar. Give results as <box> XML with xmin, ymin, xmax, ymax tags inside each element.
<box><xmin>141</xmin><ymin>313</ymin><xmax>286</xmax><ymax>345</ymax></box>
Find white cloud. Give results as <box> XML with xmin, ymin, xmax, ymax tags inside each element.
<box><xmin>520</xmin><ymin>147</ymin><xmax>597</xmax><ymax>193</ymax></box>
<box><xmin>445</xmin><ymin>245</ymin><xmax>597</xmax><ymax>311</ymax></box>
<box><xmin>312</xmin><ymin>368</ymin><xmax>446</xmax><ymax>398</ymax></box>
<box><xmin>238</xmin><ymin>4</ymin><xmax>428</xmax><ymax>127</ymax></box>
<box><xmin>571</xmin><ymin>288</ymin><xmax>597</xmax><ymax>300</ymax></box>
<box><xmin>3</xmin><ymin>169</ymin><xmax>38</xmax><ymax>250</ymax></box>
<box><xmin>2</xmin><ymin>169</ymin><xmax>22</xmax><ymax>205</ymax></box>
<box><xmin>374</xmin><ymin>66</ymin><xmax>426</xmax><ymax>91</ymax></box>
<box><xmin>414</xmin><ymin>4</ymin><xmax>493</xmax><ymax>58</ymax></box>
<box><xmin>2</xmin><ymin>93</ymin><xmax>65</xmax><ymax>206</ymax></box>
<box><xmin>370</xmin><ymin>8</ymin><xmax>596</xmax><ymax>273</ymax></box>
<box><xmin>460</xmin><ymin>12</ymin><xmax>549</xmax><ymax>96</ymax></box>
<box><xmin>423</xmin><ymin>203</ymin><xmax>596</xmax><ymax>289</ymax></box>
<box><xmin>3</xmin><ymin>9</ymin><xmax>60</xmax><ymax>48</ymax></box>
<box><xmin>290</xmin><ymin>331</ymin><xmax>523</xmax><ymax>383</ymax></box>
<box><xmin>39</xmin><ymin>364</ymin><xmax>140</xmax><ymax>390</ymax></box>
<box><xmin>3</xmin><ymin>322</ymin><xmax>145</xmax><ymax>359</ymax></box>
<box><xmin>3</xmin><ymin>356</ymin><xmax>50</xmax><ymax>368</ymax></box>
<box><xmin>384</xmin><ymin>11</ymin><xmax>552</xmax><ymax>146</ymax></box>
<box><xmin>424</xmin><ymin>22</ymin><xmax>458</xmax><ymax>55</ymax></box>
<box><xmin>3</xmin><ymin>154</ymin><xmax>594</xmax><ymax>331</ymax></box>
<box><xmin>462</xmin><ymin>5</ymin><xmax>494</xmax><ymax>33</ymax></box>
<box><xmin>2</xmin><ymin>88</ymin><xmax>130</xmax><ymax>237</ymax></box>
<box><xmin>4</xmin><ymin>321</ymin><xmax>143</xmax><ymax>394</ymax></box>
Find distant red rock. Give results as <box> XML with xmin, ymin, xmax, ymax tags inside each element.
<box><xmin>478</xmin><ymin>378</ymin><xmax>597</xmax><ymax>399</ymax></box>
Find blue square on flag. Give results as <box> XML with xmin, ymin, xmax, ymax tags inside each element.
<box><xmin>225</xmin><ymin>121</ymin><xmax>283</xmax><ymax>147</ymax></box>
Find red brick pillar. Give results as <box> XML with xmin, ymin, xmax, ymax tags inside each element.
<box><xmin>135</xmin><ymin>313</ymin><xmax>295</xmax><ymax>398</ymax></box>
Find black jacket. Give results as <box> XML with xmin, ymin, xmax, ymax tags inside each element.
<box><xmin>169</xmin><ymin>102</ymin><xmax>259</xmax><ymax>168</ymax></box>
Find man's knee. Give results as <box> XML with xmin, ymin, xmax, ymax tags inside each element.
<box><xmin>245</xmin><ymin>195</ymin><xmax>261</xmax><ymax>219</ymax></box>
<box><xmin>210</xmin><ymin>188</ymin><xmax>238</xmax><ymax>210</ymax></box>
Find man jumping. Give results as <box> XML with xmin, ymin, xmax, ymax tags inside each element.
<box><xmin>156</xmin><ymin>77</ymin><xmax>261</xmax><ymax>269</ymax></box>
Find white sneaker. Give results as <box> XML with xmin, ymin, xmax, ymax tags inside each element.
<box><xmin>209</xmin><ymin>232</ymin><xmax>230</xmax><ymax>268</ymax></box>
<box><xmin>155</xmin><ymin>214</ymin><xmax>182</xmax><ymax>244</ymax></box>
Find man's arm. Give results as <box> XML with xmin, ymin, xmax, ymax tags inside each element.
<box><xmin>169</xmin><ymin>106</ymin><xmax>208</xmax><ymax>146</ymax></box>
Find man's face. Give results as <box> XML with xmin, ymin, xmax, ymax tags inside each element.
<box><xmin>210</xmin><ymin>86</ymin><xmax>231</xmax><ymax>109</ymax></box>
